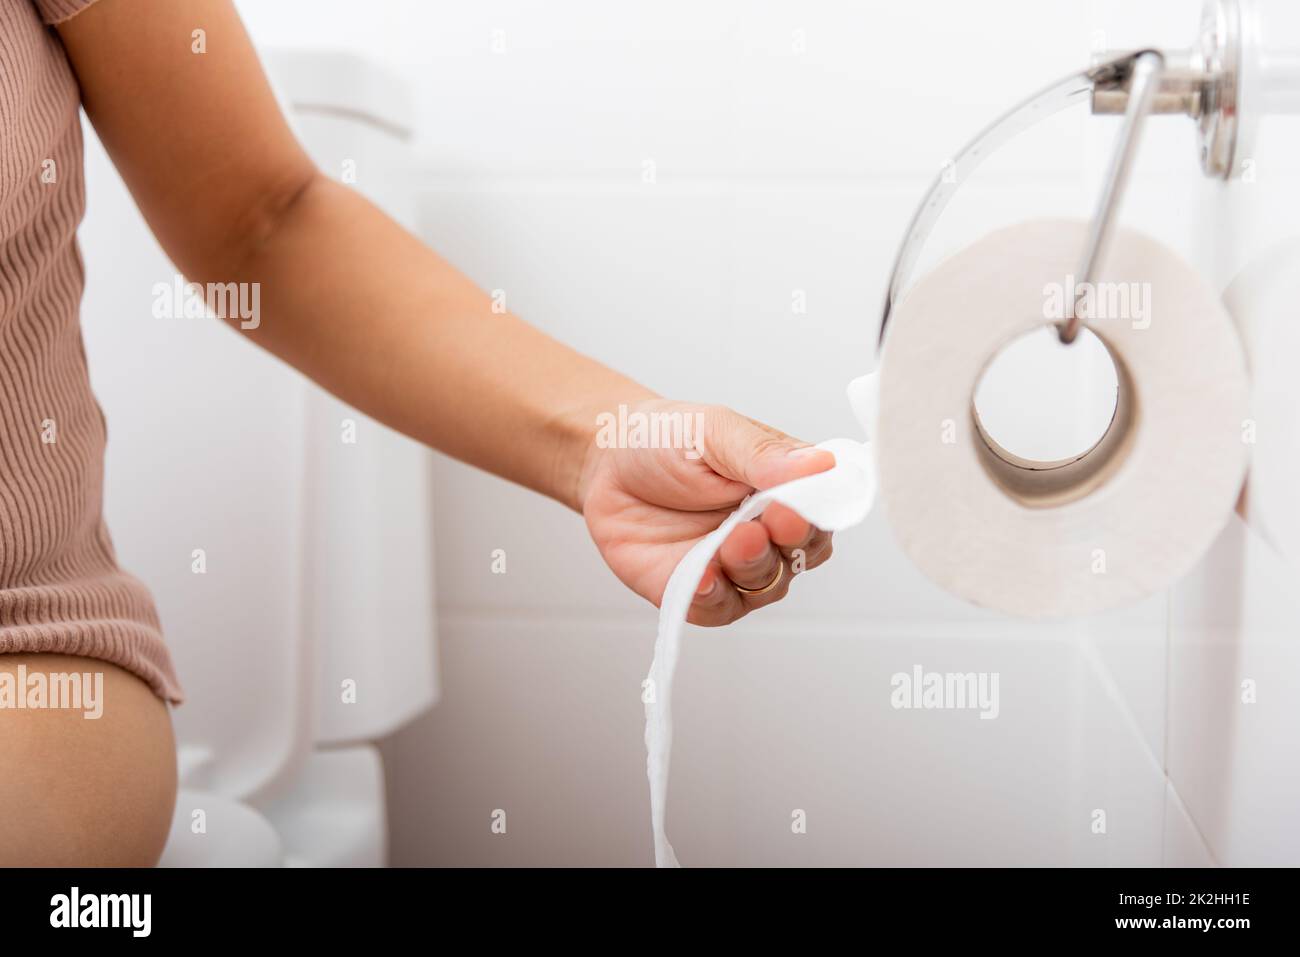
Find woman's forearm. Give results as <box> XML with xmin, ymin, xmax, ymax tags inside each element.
<box><xmin>56</xmin><ymin>0</ymin><xmax>652</xmax><ymax>511</ymax></box>
<box><xmin>206</xmin><ymin>173</ymin><xmax>656</xmax><ymax>511</ymax></box>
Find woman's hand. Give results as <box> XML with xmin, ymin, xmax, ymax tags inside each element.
<box><xmin>578</xmin><ymin>400</ymin><xmax>836</xmax><ymax>625</ymax></box>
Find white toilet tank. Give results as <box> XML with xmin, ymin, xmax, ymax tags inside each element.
<box><xmin>264</xmin><ymin>48</ymin><xmax>442</xmax><ymax>749</ymax></box>
<box><xmin>80</xmin><ymin>47</ymin><xmax>439</xmax><ymax>815</ymax></box>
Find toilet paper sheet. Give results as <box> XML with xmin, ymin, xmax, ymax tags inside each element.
<box><xmin>644</xmin><ymin>419</ymin><xmax>878</xmax><ymax>867</ymax></box>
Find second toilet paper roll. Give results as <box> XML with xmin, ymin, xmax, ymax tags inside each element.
<box><xmin>876</xmin><ymin>218</ymin><xmax>1250</xmax><ymax>617</ymax></box>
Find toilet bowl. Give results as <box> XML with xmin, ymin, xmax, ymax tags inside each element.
<box><xmin>160</xmin><ymin>789</ymin><xmax>283</xmax><ymax>868</ymax></box>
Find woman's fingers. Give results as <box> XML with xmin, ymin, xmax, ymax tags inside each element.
<box><xmin>686</xmin><ymin>507</ymin><xmax>831</xmax><ymax>626</ymax></box>
<box><xmin>717</xmin><ymin>520</ymin><xmax>791</xmax><ymax>609</ymax></box>
<box><xmin>760</xmin><ymin>501</ymin><xmax>833</xmax><ymax>574</ymax></box>
<box><xmin>687</xmin><ymin>562</ymin><xmax>746</xmax><ymax>625</ymax></box>
<box><xmin>760</xmin><ymin>501</ymin><xmax>812</xmax><ymax>550</ymax></box>
<box><xmin>718</xmin><ymin>521</ymin><xmax>783</xmax><ymax>590</ymax></box>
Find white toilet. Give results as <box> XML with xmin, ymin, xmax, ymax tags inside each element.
<box><xmin>77</xmin><ymin>49</ymin><xmax>437</xmax><ymax>867</ymax></box>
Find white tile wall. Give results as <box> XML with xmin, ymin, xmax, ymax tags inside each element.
<box><xmin>226</xmin><ymin>0</ymin><xmax>1300</xmax><ymax>864</ymax></box>
<box><xmin>1168</xmin><ymin>519</ymin><xmax>1300</xmax><ymax>866</ymax></box>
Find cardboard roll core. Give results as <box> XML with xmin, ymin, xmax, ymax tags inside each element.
<box><xmin>971</xmin><ymin>324</ymin><xmax>1139</xmax><ymax>510</ymax></box>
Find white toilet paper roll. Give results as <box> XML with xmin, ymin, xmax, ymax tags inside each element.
<box><xmin>876</xmin><ymin>219</ymin><xmax>1250</xmax><ymax>617</ymax></box>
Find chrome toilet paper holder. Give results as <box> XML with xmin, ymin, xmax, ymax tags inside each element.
<box><xmin>877</xmin><ymin>0</ymin><xmax>1253</xmax><ymax>350</ymax></box>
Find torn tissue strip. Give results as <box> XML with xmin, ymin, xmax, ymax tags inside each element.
<box><xmin>642</xmin><ymin>409</ymin><xmax>878</xmax><ymax>866</ymax></box>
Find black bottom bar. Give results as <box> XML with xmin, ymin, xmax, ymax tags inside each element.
<box><xmin>0</xmin><ymin>866</ymin><xmax>1282</xmax><ymax>943</ymax></box>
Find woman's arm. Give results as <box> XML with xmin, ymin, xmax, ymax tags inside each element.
<box><xmin>57</xmin><ymin>0</ymin><xmax>837</xmax><ymax>623</ymax></box>
<box><xmin>58</xmin><ymin>0</ymin><xmax>648</xmax><ymax>511</ymax></box>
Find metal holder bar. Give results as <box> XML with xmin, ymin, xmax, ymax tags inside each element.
<box><xmin>1059</xmin><ymin>51</ymin><xmax>1164</xmax><ymax>345</ymax></box>
<box><xmin>875</xmin><ymin>51</ymin><xmax>1147</xmax><ymax>353</ymax></box>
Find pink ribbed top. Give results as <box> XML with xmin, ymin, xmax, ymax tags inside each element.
<box><xmin>0</xmin><ymin>0</ymin><xmax>182</xmax><ymax>702</ymax></box>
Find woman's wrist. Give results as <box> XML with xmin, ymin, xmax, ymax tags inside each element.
<box><xmin>551</xmin><ymin>384</ymin><xmax>659</xmax><ymax>513</ymax></box>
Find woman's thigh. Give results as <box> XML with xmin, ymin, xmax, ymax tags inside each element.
<box><xmin>0</xmin><ymin>653</ymin><xmax>177</xmax><ymax>866</ymax></box>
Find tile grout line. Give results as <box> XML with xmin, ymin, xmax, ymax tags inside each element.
<box><xmin>1161</xmin><ymin>589</ymin><xmax>1221</xmax><ymax>867</ymax></box>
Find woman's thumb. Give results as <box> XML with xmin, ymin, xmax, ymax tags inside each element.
<box><xmin>701</xmin><ymin>407</ymin><xmax>836</xmax><ymax>490</ymax></box>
